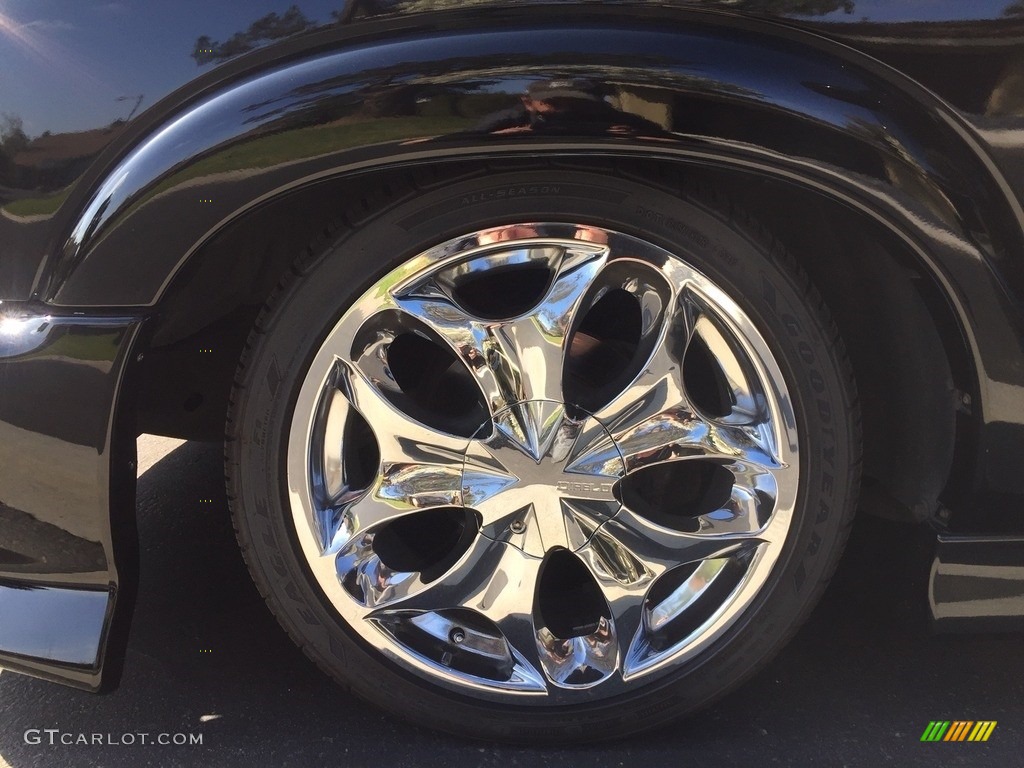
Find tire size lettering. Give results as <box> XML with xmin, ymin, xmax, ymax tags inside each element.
<box><xmin>461</xmin><ymin>186</ymin><xmax>560</xmax><ymax>205</ymax></box>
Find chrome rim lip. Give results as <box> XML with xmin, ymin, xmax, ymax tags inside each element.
<box><xmin>286</xmin><ymin>222</ymin><xmax>799</xmax><ymax>704</ymax></box>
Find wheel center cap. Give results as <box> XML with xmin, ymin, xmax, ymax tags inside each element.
<box><xmin>460</xmin><ymin>399</ymin><xmax>624</xmax><ymax>557</ymax></box>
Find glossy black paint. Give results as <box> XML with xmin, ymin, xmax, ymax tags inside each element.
<box><xmin>3</xmin><ymin>3</ymin><xmax>1024</xmax><ymax>303</ymax></box>
<box><xmin>930</xmin><ymin>534</ymin><xmax>1024</xmax><ymax>631</ymax></box>
<box><xmin>0</xmin><ymin>310</ymin><xmax>141</xmax><ymax>690</ymax></box>
<box><xmin>30</xmin><ymin>9</ymin><xmax>1024</xmax><ymax>507</ymax></box>
<box><xmin>2</xmin><ymin>0</ymin><xmax>1024</xmax><ymax>691</ymax></box>
<box><xmin>0</xmin><ymin>583</ymin><xmax>109</xmax><ymax>667</ymax></box>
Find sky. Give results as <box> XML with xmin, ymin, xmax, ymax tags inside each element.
<box><xmin>0</xmin><ymin>0</ymin><xmax>1016</xmax><ymax>136</ymax></box>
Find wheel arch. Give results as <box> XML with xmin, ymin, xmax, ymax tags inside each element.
<box><xmin>44</xmin><ymin>11</ymin><xmax>1024</xmax><ymax>528</ymax></box>
<box><xmin>132</xmin><ymin>158</ymin><xmax>964</xmax><ymax>528</ymax></box>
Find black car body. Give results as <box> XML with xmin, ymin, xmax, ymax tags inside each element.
<box><xmin>2</xmin><ymin>0</ymin><xmax>1024</xmax><ymax>723</ymax></box>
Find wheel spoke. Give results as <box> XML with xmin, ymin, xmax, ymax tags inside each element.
<box><xmin>325</xmin><ymin>461</ymin><xmax>465</xmax><ymax>547</ymax></box>
<box><xmin>367</xmin><ymin>536</ymin><xmax>547</xmax><ymax>681</ymax></box>
<box><xmin>578</xmin><ymin>509</ymin><xmax>761</xmax><ymax>678</ymax></box>
<box><xmin>320</xmin><ymin>388</ymin><xmax>350</xmax><ymax>501</ymax></box>
<box><xmin>644</xmin><ymin>557</ymin><xmax>737</xmax><ymax>634</ymax></box>
<box><xmin>535</xmin><ymin>616</ymin><xmax>618</xmax><ymax>689</ymax></box>
<box><xmin>335</xmin><ymin>358</ymin><xmax>468</xmax><ymax>466</ymax></box>
<box><xmin>332</xmin><ymin>528</ymin><xmax>442</xmax><ymax>610</ymax></box>
<box><xmin>690</xmin><ymin>460</ymin><xmax>780</xmax><ymax>538</ymax></box>
<box><xmin>395</xmin><ymin>244</ymin><xmax>608</xmax><ymax>413</ymax></box>
<box><xmin>574</xmin><ymin>527</ymin><xmax>655</xmax><ymax>674</ymax></box>
<box><xmin>586</xmin><ymin>278</ymin><xmax>780</xmax><ymax>475</ymax></box>
<box><xmin>505</xmin><ymin>244</ymin><xmax>609</xmax><ymax>403</ymax></box>
<box><xmin>375</xmin><ymin>460</ymin><xmax>465</xmax><ymax>510</ymax></box>
<box><xmin>393</xmin><ymin>290</ymin><xmax>510</xmax><ymax>413</ymax></box>
<box><xmin>691</xmin><ymin>313</ymin><xmax>761</xmax><ymax>424</ymax></box>
<box><xmin>609</xmin><ymin>406</ymin><xmax>781</xmax><ymax>474</ymax></box>
<box><xmin>318</xmin><ymin>488</ymin><xmax>388</xmax><ymax>555</ymax></box>
<box><xmin>597</xmin><ymin>507</ymin><xmax>759</xmax><ymax>577</ymax></box>
<box><xmin>590</xmin><ymin>323</ymin><xmax>687</xmax><ymax>434</ymax></box>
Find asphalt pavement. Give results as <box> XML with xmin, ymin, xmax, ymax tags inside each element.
<box><xmin>1</xmin><ymin>436</ymin><xmax>1022</xmax><ymax>767</ymax></box>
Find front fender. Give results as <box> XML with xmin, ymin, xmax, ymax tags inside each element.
<box><xmin>42</xmin><ymin>11</ymin><xmax>1024</xmax><ymax>499</ymax></box>
<box><xmin>42</xmin><ymin>13</ymin><xmax>1022</xmax><ymax>310</ymax></box>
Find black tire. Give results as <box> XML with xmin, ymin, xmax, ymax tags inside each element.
<box><xmin>226</xmin><ymin>166</ymin><xmax>860</xmax><ymax>743</ymax></box>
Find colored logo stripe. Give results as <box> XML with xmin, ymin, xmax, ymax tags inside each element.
<box><xmin>970</xmin><ymin>722</ymin><xmax>997</xmax><ymax>742</ymax></box>
<box><xmin>920</xmin><ymin>721</ymin><xmax>996</xmax><ymax>742</ymax></box>
<box><xmin>944</xmin><ymin>721</ymin><xmax>972</xmax><ymax>741</ymax></box>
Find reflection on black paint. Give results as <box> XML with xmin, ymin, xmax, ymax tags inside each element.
<box><xmin>0</xmin><ymin>114</ymin><xmax>30</xmax><ymax>188</ymax></box>
<box><xmin>192</xmin><ymin>5</ymin><xmax>316</xmax><ymax>65</ymax></box>
<box><xmin>189</xmin><ymin>0</ymin><xmax>857</xmax><ymax>70</ymax></box>
<box><xmin>725</xmin><ymin>0</ymin><xmax>853</xmax><ymax>13</ymax></box>
<box><xmin>0</xmin><ymin>503</ymin><xmax>107</xmax><ymax>575</ymax></box>
<box><xmin>471</xmin><ymin>78</ymin><xmax>669</xmax><ymax>138</ymax></box>
<box><xmin>4</xmin><ymin>0</ymin><xmax>1020</xmax><ymax>299</ymax></box>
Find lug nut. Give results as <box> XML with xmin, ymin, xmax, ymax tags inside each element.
<box><xmin>449</xmin><ymin>628</ymin><xmax>466</xmax><ymax>644</ymax></box>
<box><xmin>510</xmin><ymin>520</ymin><xmax>526</xmax><ymax>534</ymax></box>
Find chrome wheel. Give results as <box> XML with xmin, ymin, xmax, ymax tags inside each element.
<box><xmin>287</xmin><ymin>223</ymin><xmax>799</xmax><ymax>702</ymax></box>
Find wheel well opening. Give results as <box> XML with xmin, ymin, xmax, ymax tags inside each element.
<box><xmin>135</xmin><ymin>158</ymin><xmax>969</xmax><ymax>525</ymax></box>
<box><xmin>690</xmin><ymin>166</ymin><xmax>966</xmax><ymax>522</ymax></box>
